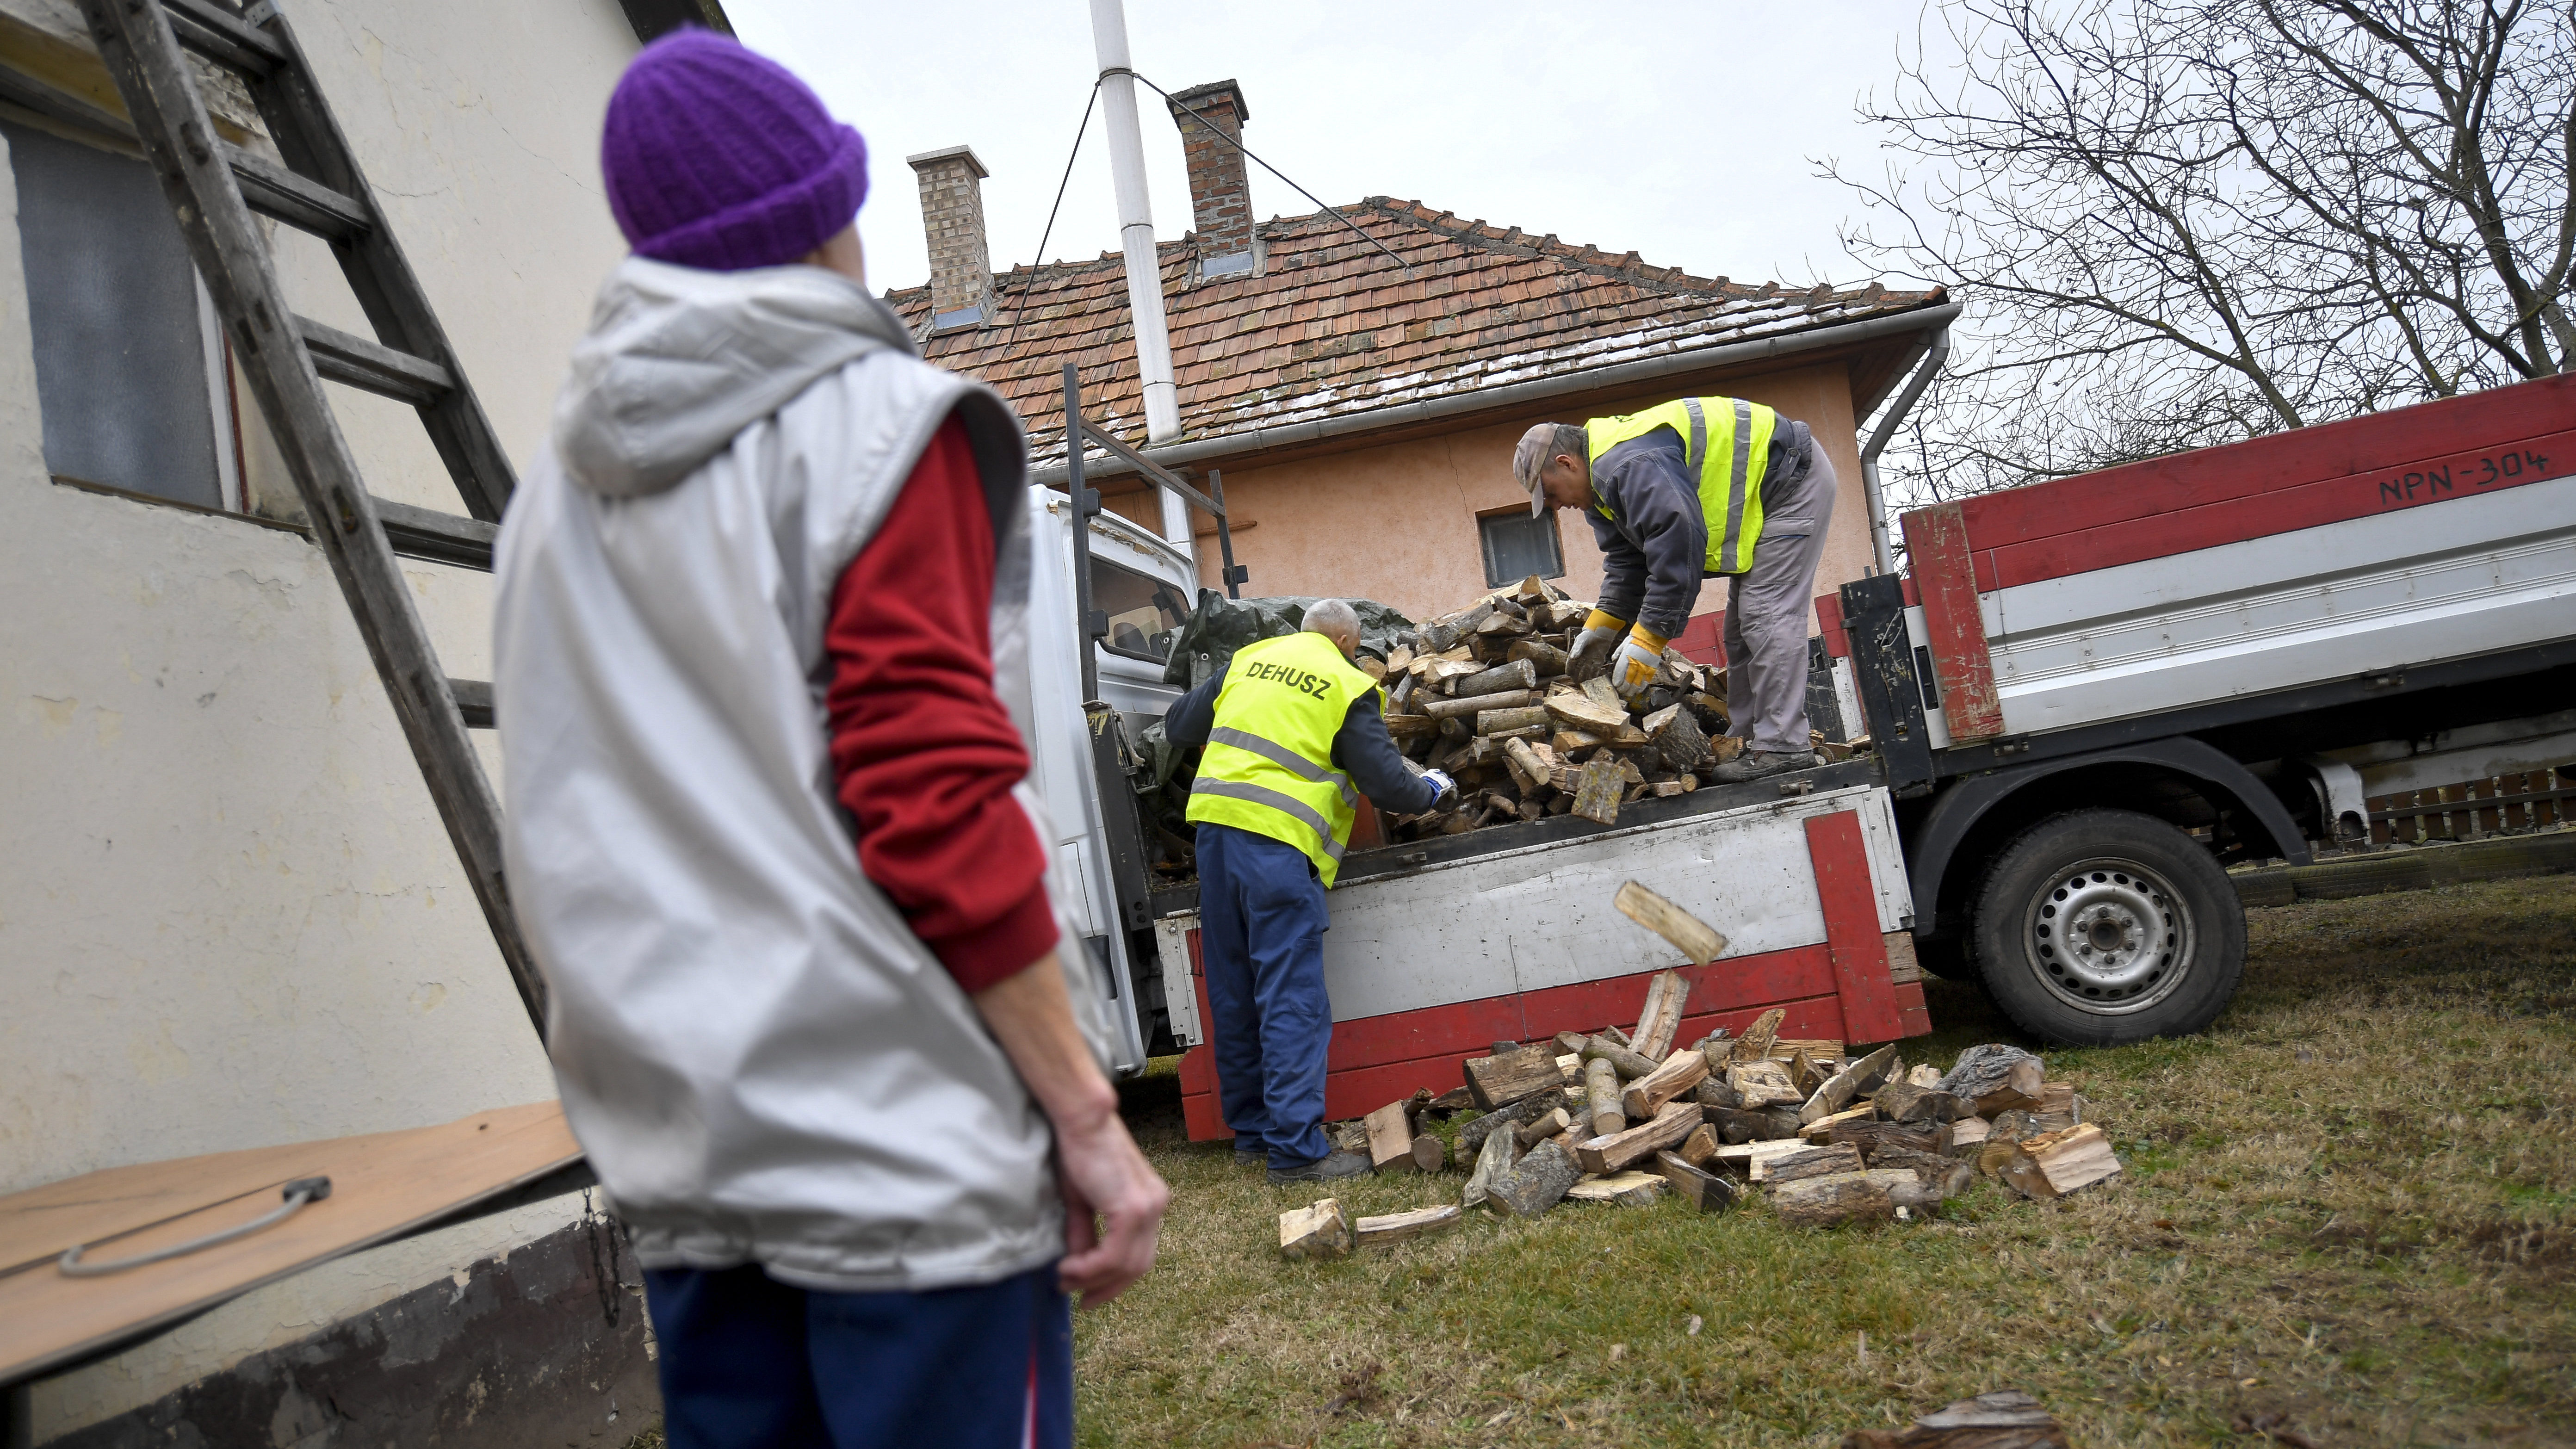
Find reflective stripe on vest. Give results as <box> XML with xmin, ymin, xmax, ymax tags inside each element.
<box><xmin>1585</xmin><ymin>396</ymin><xmax>1779</xmax><ymax>574</ymax></box>
<box><xmin>1185</xmin><ymin>631</ymin><xmax>1381</xmax><ymax>886</ymax></box>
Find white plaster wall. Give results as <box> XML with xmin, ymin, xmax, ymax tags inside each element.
<box><xmin>0</xmin><ymin>0</ymin><xmax>640</xmax><ymax>1433</ymax></box>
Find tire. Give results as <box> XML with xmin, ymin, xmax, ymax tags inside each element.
<box><xmin>1911</xmin><ymin>932</ymin><xmax>1978</xmax><ymax>980</ymax></box>
<box><xmin>1970</xmin><ymin>808</ymin><xmax>2246</xmax><ymax>1046</ymax></box>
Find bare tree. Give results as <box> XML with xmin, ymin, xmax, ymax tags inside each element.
<box><xmin>1833</xmin><ymin>0</ymin><xmax>2575</xmax><ymax>507</ymax></box>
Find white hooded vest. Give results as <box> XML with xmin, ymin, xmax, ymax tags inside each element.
<box><xmin>493</xmin><ymin>257</ymin><xmax>1078</xmax><ymax>1292</ymax></box>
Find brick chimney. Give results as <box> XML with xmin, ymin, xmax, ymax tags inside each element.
<box><xmin>908</xmin><ymin>144</ymin><xmax>994</xmax><ymax>328</ymax></box>
<box><xmin>1166</xmin><ymin>80</ymin><xmax>1258</xmax><ymax>276</ymax></box>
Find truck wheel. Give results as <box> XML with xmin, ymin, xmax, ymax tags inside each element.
<box><xmin>1910</xmin><ymin>933</ymin><xmax>1977</xmax><ymax>980</ymax></box>
<box><xmin>1970</xmin><ymin>809</ymin><xmax>2245</xmax><ymax>1046</ymax></box>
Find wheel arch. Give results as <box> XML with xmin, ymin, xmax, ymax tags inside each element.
<box><xmin>1907</xmin><ymin>737</ymin><xmax>2312</xmax><ymax>939</ymax></box>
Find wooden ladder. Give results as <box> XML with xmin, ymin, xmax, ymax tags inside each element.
<box><xmin>75</xmin><ymin>0</ymin><xmax>547</xmax><ymax>1038</ymax></box>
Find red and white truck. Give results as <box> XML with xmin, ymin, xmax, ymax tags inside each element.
<box><xmin>1029</xmin><ymin>375</ymin><xmax>2576</xmax><ymax>1139</ymax></box>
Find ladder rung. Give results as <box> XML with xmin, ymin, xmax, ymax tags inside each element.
<box><xmin>297</xmin><ymin>315</ymin><xmax>453</xmax><ymax>405</ymax></box>
<box><xmin>161</xmin><ymin>0</ymin><xmax>287</xmax><ymax>74</ymax></box>
<box><xmin>448</xmin><ymin>678</ymin><xmax>493</xmax><ymax>729</ymax></box>
<box><xmin>224</xmin><ymin>143</ymin><xmax>369</xmax><ymax>240</ymax></box>
<box><xmin>374</xmin><ymin>498</ymin><xmax>496</xmax><ymax>570</ymax></box>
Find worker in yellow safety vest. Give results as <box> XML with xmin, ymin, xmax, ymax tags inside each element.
<box><xmin>1512</xmin><ymin>398</ymin><xmax>1839</xmax><ymax>784</ymax></box>
<box><xmin>1163</xmin><ymin>599</ymin><xmax>1453</xmax><ymax>1183</ymax></box>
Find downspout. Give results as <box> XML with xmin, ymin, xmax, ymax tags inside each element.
<box><xmin>1858</xmin><ymin>326</ymin><xmax>1949</xmax><ymax>576</ymax></box>
<box><xmin>1087</xmin><ymin>0</ymin><xmax>1197</xmax><ymax>566</ymax></box>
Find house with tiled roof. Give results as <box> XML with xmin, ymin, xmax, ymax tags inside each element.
<box><xmin>893</xmin><ymin>80</ymin><xmax>1957</xmax><ymax>655</ymax></box>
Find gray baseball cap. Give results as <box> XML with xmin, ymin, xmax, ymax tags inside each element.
<box><xmin>1513</xmin><ymin>423</ymin><xmax>1557</xmax><ymax>517</ymax></box>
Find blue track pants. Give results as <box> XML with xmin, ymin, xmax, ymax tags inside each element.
<box><xmin>1196</xmin><ymin>822</ymin><xmax>1335</xmax><ymax>1167</ymax></box>
<box><xmin>642</xmin><ymin>1260</ymin><xmax>1071</xmax><ymax>1449</ymax></box>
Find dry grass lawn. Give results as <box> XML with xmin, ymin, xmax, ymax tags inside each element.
<box><xmin>1074</xmin><ymin>877</ymin><xmax>2576</xmax><ymax>1447</ymax></box>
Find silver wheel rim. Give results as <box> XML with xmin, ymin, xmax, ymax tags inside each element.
<box><xmin>2019</xmin><ymin>855</ymin><xmax>2194</xmax><ymax>1016</ymax></box>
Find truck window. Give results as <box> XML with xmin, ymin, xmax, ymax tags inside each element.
<box><xmin>1093</xmin><ymin>556</ymin><xmax>1189</xmax><ymax>662</ymax></box>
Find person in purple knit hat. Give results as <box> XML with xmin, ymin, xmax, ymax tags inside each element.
<box><xmin>491</xmin><ymin>30</ymin><xmax>1166</xmax><ymax>1449</ymax></box>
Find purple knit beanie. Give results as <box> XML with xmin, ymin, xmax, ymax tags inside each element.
<box><xmin>600</xmin><ymin>31</ymin><xmax>868</xmax><ymax>272</ymax></box>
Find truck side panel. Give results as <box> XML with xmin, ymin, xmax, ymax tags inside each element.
<box><xmin>1164</xmin><ymin>785</ymin><xmax>1928</xmax><ymax>1138</ymax></box>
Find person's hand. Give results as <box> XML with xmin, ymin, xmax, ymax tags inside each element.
<box><xmin>1608</xmin><ymin>629</ymin><xmax>1668</xmax><ymax>703</ymax></box>
<box><xmin>1565</xmin><ymin>609</ymin><xmax>1627</xmax><ymax>681</ymax></box>
<box><xmin>1418</xmin><ymin>767</ymin><xmax>1457</xmax><ymax>811</ymax></box>
<box><xmin>1052</xmin><ymin>1107</ymin><xmax>1170</xmax><ymax>1308</ymax></box>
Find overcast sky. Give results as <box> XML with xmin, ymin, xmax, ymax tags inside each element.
<box><xmin>723</xmin><ymin>0</ymin><xmax>1959</xmax><ymax>301</ymax></box>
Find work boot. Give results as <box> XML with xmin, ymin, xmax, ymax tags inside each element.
<box><xmin>1706</xmin><ymin>748</ymin><xmax>1819</xmax><ymax>784</ymax></box>
<box><xmin>1232</xmin><ymin>1141</ymin><xmax>1265</xmax><ymax>1168</ymax></box>
<box><xmin>1267</xmin><ymin>1149</ymin><xmax>1374</xmax><ymax>1186</ymax></box>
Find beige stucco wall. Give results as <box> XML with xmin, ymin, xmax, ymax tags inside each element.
<box><xmin>1194</xmin><ymin>362</ymin><xmax>1873</xmax><ymax>635</ymax></box>
<box><xmin>0</xmin><ymin>0</ymin><xmax>638</xmax><ymax>1435</ymax></box>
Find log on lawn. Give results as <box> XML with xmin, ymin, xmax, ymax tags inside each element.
<box><xmin>1461</xmin><ymin>1123</ymin><xmax>1518</xmax><ymax>1209</ymax></box>
<box><xmin>1563</xmin><ymin>1170</ymin><xmax>1666</xmax><ymax>1206</ymax></box>
<box><xmin>1727</xmin><ymin>1059</ymin><xmax>1803</xmax><ymax>1109</ymax></box>
<box><xmin>1768</xmin><ymin>1168</ymin><xmax>1916</xmax><ymax>1228</ymax></box>
<box><xmin>1938</xmin><ymin>1044</ymin><xmax>2046</xmax><ymax>1113</ymax></box>
<box><xmin>1733</xmin><ymin>1008</ymin><xmax>1785</xmax><ymax>1062</ymax></box>
<box><xmin>1655</xmin><ymin>1150</ymin><xmax>1740</xmax><ymax>1213</ymax></box>
<box><xmin>1465</xmin><ymin>1044</ymin><xmax>1567</xmax><ymax>1110</ymax></box>
<box><xmin>1705</xmin><ymin>1106</ymin><xmax>1789</xmax><ymax>1144</ymax></box>
<box><xmin>1828</xmin><ymin>1119</ymin><xmax>1954</xmax><ymax>1158</ymax></box>
<box><xmin>1410</xmin><ymin>1134</ymin><xmax>1446</xmax><ymax>1172</ymax></box>
<box><xmin>1363</xmin><ymin>1098</ymin><xmax>1422</xmax><ymax>1173</ymax></box>
<box><xmin>1873</xmin><ymin>1082</ymin><xmax>1975</xmax><ymax>1125</ymax></box>
<box><xmin>1840</xmin><ymin>1388</ymin><xmax>2071</xmax><ymax>1449</ymax></box>
<box><xmin>1584</xmin><ymin>1056</ymin><xmax>1625</xmax><ymax>1138</ymax></box>
<box><xmin>1456</xmin><ymin>1088</ymin><xmax>1571</xmax><ymax>1152</ymax></box>
<box><xmin>1614</xmin><ymin>884</ymin><xmax>1728</xmax><ymax>967</ymax></box>
<box><xmin>1945</xmin><ymin>1116</ymin><xmax>1993</xmax><ymax>1158</ymax></box>
<box><xmin>1758</xmin><ymin>1142</ymin><xmax>1866</xmax><ymax>1183</ymax></box>
<box><xmin>1578</xmin><ymin>1034</ymin><xmax>1664</xmax><ymax>1081</ymax></box>
<box><xmin>1630</xmin><ymin>968</ymin><xmax>1692</xmax><ymax>1055</ymax></box>
<box><xmin>1514</xmin><ymin>1107</ymin><xmax>1573</xmax><ymax>1148</ymax></box>
<box><xmin>1801</xmin><ymin>1044</ymin><xmax>1901</xmax><ymax>1125</ymax></box>
<box><xmin>1620</xmin><ymin>1047</ymin><xmax>1710</xmax><ymax>1121</ymax></box>
<box><xmin>1279</xmin><ymin>1198</ymin><xmax>1356</xmax><ymax>1259</ymax></box>
<box><xmin>1355</xmin><ymin>1204</ymin><xmax>1462</xmax><ymax>1249</ymax></box>
<box><xmin>1675</xmin><ymin>1122</ymin><xmax>1721</xmax><ymax>1168</ymax></box>
<box><xmin>1488</xmin><ymin>1139</ymin><xmax>1582</xmax><ymax>1218</ymax></box>
<box><xmin>1999</xmin><ymin>1123</ymin><xmax>2121</xmax><ymax>1198</ymax></box>
<box><xmin>1575</xmin><ymin>1101</ymin><xmax>1700</xmax><ymax>1174</ymax></box>
<box><xmin>1868</xmin><ymin>1146</ymin><xmax>1975</xmax><ymax>1199</ymax></box>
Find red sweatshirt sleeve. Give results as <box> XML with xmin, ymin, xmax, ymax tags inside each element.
<box><xmin>824</xmin><ymin>414</ymin><xmax>1059</xmax><ymax>992</ymax></box>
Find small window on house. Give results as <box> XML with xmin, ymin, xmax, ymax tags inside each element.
<box><xmin>4</xmin><ymin>116</ymin><xmax>233</xmax><ymax>510</ymax></box>
<box><xmin>1091</xmin><ymin>555</ymin><xmax>1190</xmax><ymax>662</ymax></box>
<box><xmin>1477</xmin><ymin>508</ymin><xmax>1564</xmax><ymax>588</ymax></box>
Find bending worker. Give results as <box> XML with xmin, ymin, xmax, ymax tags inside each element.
<box><xmin>1164</xmin><ymin>600</ymin><xmax>1454</xmax><ymax>1183</ymax></box>
<box><xmin>1513</xmin><ymin>397</ymin><xmax>1838</xmax><ymax>784</ymax></box>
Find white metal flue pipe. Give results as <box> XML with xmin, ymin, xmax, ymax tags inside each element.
<box><xmin>1089</xmin><ymin>0</ymin><xmax>1184</xmax><ymax>452</ymax></box>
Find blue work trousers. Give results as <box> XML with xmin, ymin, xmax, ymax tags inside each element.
<box><xmin>641</xmin><ymin>1260</ymin><xmax>1071</xmax><ymax>1449</ymax></box>
<box><xmin>1196</xmin><ymin>822</ymin><xmax>1335</xmax><ymax>1167</ymax></box>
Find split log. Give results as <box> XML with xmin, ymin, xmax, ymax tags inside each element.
<box><xmin>1620</xmin><ymin>1047</ymin><xmax>1710</xmax><ymax>1120</ymax></box>
<box><xmin>1601</xmin><ymin>1023</ymin><xmax>1634</xmax><ymax>1048</ymax></box>
<box><xmin>1488</xmin><ymin>1139</ymin><xmax>1581</xmax><ymax>1218</ymax></box>
<box><xmin>1999</xmin><ymin>1123</ymin><xmax>2121</xmax><ymax>1198</ymax></box>
<box><xmin>1353</xmin><ymin>1204</ymin><xmax>1462</xmax><ymax>1250</ymax></box>
<box><xmin>1656</xmin><ymin>707</ymin><xmax>1711</xmax><ymax>772</ymax></box>
<box><xmin>1455</xmin><ymin>659</ymin><xmax>1538</xmax><ymax>698</ymax></box>
<box><xmin>1868</xmin><ymin>1146</ymin><xmax>1975</xmax><ymax>1199</ymax></box>
<box><xmin>1675</xmin><ymin>1123</ymin><xmax>1721</xmax><ymax>1168</ymax></box>
<box><xmin>1656</xmin><ymin>1151</ymin><xmax>1740</xmax><ymax>1213</ymax></box>
<box><xmin>1839</xmin><ymin>1388</ymin><xmax>2071</xmax><ymax>1449</ymax></box>
<box><xmin>1768</xmin><ymin>1168</ymin><xmax>1915</xmax><ymax>1228</ymax></box>
<box><xmin>1704</xmin><ymin>1106</ymin><xmax>1790</xmax><ymax>1144</ymax></box>
<box><xmin>2031</xmin><ymin>1082</ymin><xmax>2082</xmax><ymax>1133</ymax></box>
<box><xmin>1514</xmin><ymin>1107</ymin><xmax>1573</xmax><ymax>1148</ymax></box>
<box><xmin>1475</xmin><ymin>610</ymin><xmax>1533</xmax><ymax>639</ymax></box>
<box><xmin>1581</xmin><ymin>677</ymin><xmax>1626</xmax><ymax>713</ymax></box>
<box><xmin>1789</xmin><ymin>1049</ymin><xmax>1829</xmax><ymax>1098</ymax></box>
<box><xmin>1563</xmin><ymin>1170</ymin><xmax>1666</xmax><ymax>1206</ymax></box>
<box><xmin>1631</xmin><ymin>968</ymin><xmax>1691</xmax><ymax>1054</ymax></box>
<box><xmin>1772</xmin><ymin>1038</ymin><xmax>1846</xmax><ymax>1063</ymax></box>
<box><xmin>1575</xmin><ymin>1101</ymin><xmax>1699</xmax><ymax>1174</ymax></box>
<box><xmin>1757</xmin><ymin>1142</ymin><xmax>1865</xmax><ymax>1183</ymax></box>
<box><xmin>1801</xmin><ymin>1044</ymin><xmax>1901</xmax><ymax>1125</ymax></box>
<box><xmin>1827</xmin><ymin>1120</ymin><xmax>1953</xmax><ymax>1158</ymax></box>
<box><xmin>1906</xmin><ymin>1063</ymin><xmax>1944</xmax><ymax>1090</ymax></box>
<box><xmin>1476</xmin><ymin>705</ymin><xmax>1554</xmax><ymax>736</ymax></box>
<box><xmin>1569</xmin><ymin>757</ymin><xmax>1625</xmax><ymax>824</ymax></box>
<box><xmin>1577</xmin><ymin>1034</ymin><xmax>1664</xmax><ymax>1081</ymax></box>
<box><xmin>1726</xmin><ymin>1059</ymin><xmax>1802</xmax><ymax>1109</ymax></box>
<box><xmin>1423</xmin><ymin>688</ymin><xmax>1541</xmax><ymax>721</ymax></box>
<box><xmin>1456</xmin><ymin>1088</ymin><xmax>1572</xmax><ymax>1153</ymax></box>
<box><xmin>1363</xmin><ymin>1098</ymin><xmax>1421</xmax><ymax>1172</ymax></box>
<box><xmin>1460</xmin><ymin>1124</ymin><xmax>1517</xmax><ymax>1209</ymax></box>
<box><xmin>1279</xmin><ymin>1198</ymin><xmax>1356</xmax><ymax>1259</ymax></box>
<box><xmin>1713</xmin><ymin>1138</ymin><xmax>1818</xmax><ymax>1176</ymax></box>
<box><xmin>1945</xmin><ymin>1116</ymin><xmax>1992</xmax><ymax>1158</ymax></box>
<box><xmin>1383</xmin><ymin>713</ymin><xmax>1440</xmax><ymax>741</ymax></box>
<box><xmin>1733</xmin><ymin>1008</ymin><xmax>1785</xmax><ymax>1062</ymax></box>
<box><xmin>1583</xmin><ymin>1057</ymin><xmax>1625</xmax><ymax>1138</ymax></box>
<box><xmin>1690</xmin><ymin>1077</ymin><xmax>1743</xmax><ymax>1112</ymax></box>
<box><xmin>1507</xmin><ymin>639</ymin><xmax>1568</xmax><ymax>676</ymax></box>
<box><xmin>1938</xmin><ymin>1044</ymin><xmax>2046</xmax><ymax>1112</ymax></box>
<box><xmin>1874</xmin><ymin>1082</ymin><xmax>1974</xmax><ymax>1125</ymax></box>
<box><xmin>1465</xmin><ymin>1044</ymin><xmax>1567</xmax><ymax>1109</ymax></box>
<box><xmin>1553</xmin><ymin>1052</ymin><xmax>1583</xmax><ymax>1086</ymax></box>
<box><xmin>1799</xmin><ymin>1103</ymin><xmax>1876</xmax><ymax>1141</ymax></box>
<box><xmin>1613</xmin><ymin>884</ymin><xmax>1728</xmax><ymax>967</ymax></box>
<box><xmin>1503</xmin><ymin>737</ymin><xmax>1553</xmax><ymax>793</ymax></box>
<box><xmin>1546</xmin><ymin>692</ymin><xmax>1631</xmax><ymax>736</ymax></box>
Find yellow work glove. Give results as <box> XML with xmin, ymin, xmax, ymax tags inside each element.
<box><xmin>1566</xmin><ymin>608</ymin><xmax>1628</xmax><ymax>682</ymax></box>
<box><xmin>1607</xmin><ymin>625</ymin><xmax>1670</xmax><ymax>703</ymax></box>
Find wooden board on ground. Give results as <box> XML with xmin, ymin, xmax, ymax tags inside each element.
<box><xmin>1613</xmin><ymin>885</ymin><xmax>1728</xmax><ymax>967</ymax></box>
<box><xmin>1563</xmin><ymin>1170</ymin><xmax>1666</xmax><ymax>1206</ymax></box>
<box><xmin>1355</xmin><ymin>1204</ymin><xmax>1461</xmax><ymax>1248</ymax></box>
<box><xmin>0</xmin><ymin>1102</ymin><xmax>582</xmax><ymax>1385</ymax></box>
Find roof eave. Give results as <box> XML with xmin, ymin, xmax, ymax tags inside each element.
<box><xmin>1032</xmin><ymin>298</ymin><xmax>1964</xmax><ymax>485</ymax></box>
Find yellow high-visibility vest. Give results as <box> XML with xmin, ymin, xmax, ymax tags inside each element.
<box><xmin>1585</xmin><ymin>396</ymin><xmax>1781</xmax><ymax>575</ymax></box>
<box><xmin>1186</xmin><ymin>631</ymin><xmax>1379</xmax><ymax>886</ymax></box>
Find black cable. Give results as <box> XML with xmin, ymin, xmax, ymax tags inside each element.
<box><xmin>1112</xmin><ymin>68</ymin><xmax>1411</xmax><ymax>274</ymax></box>
<box><xmin>997</xmin><ymin>80</ymin><xmax>1102</xmax><ymax>350</ymax></box>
